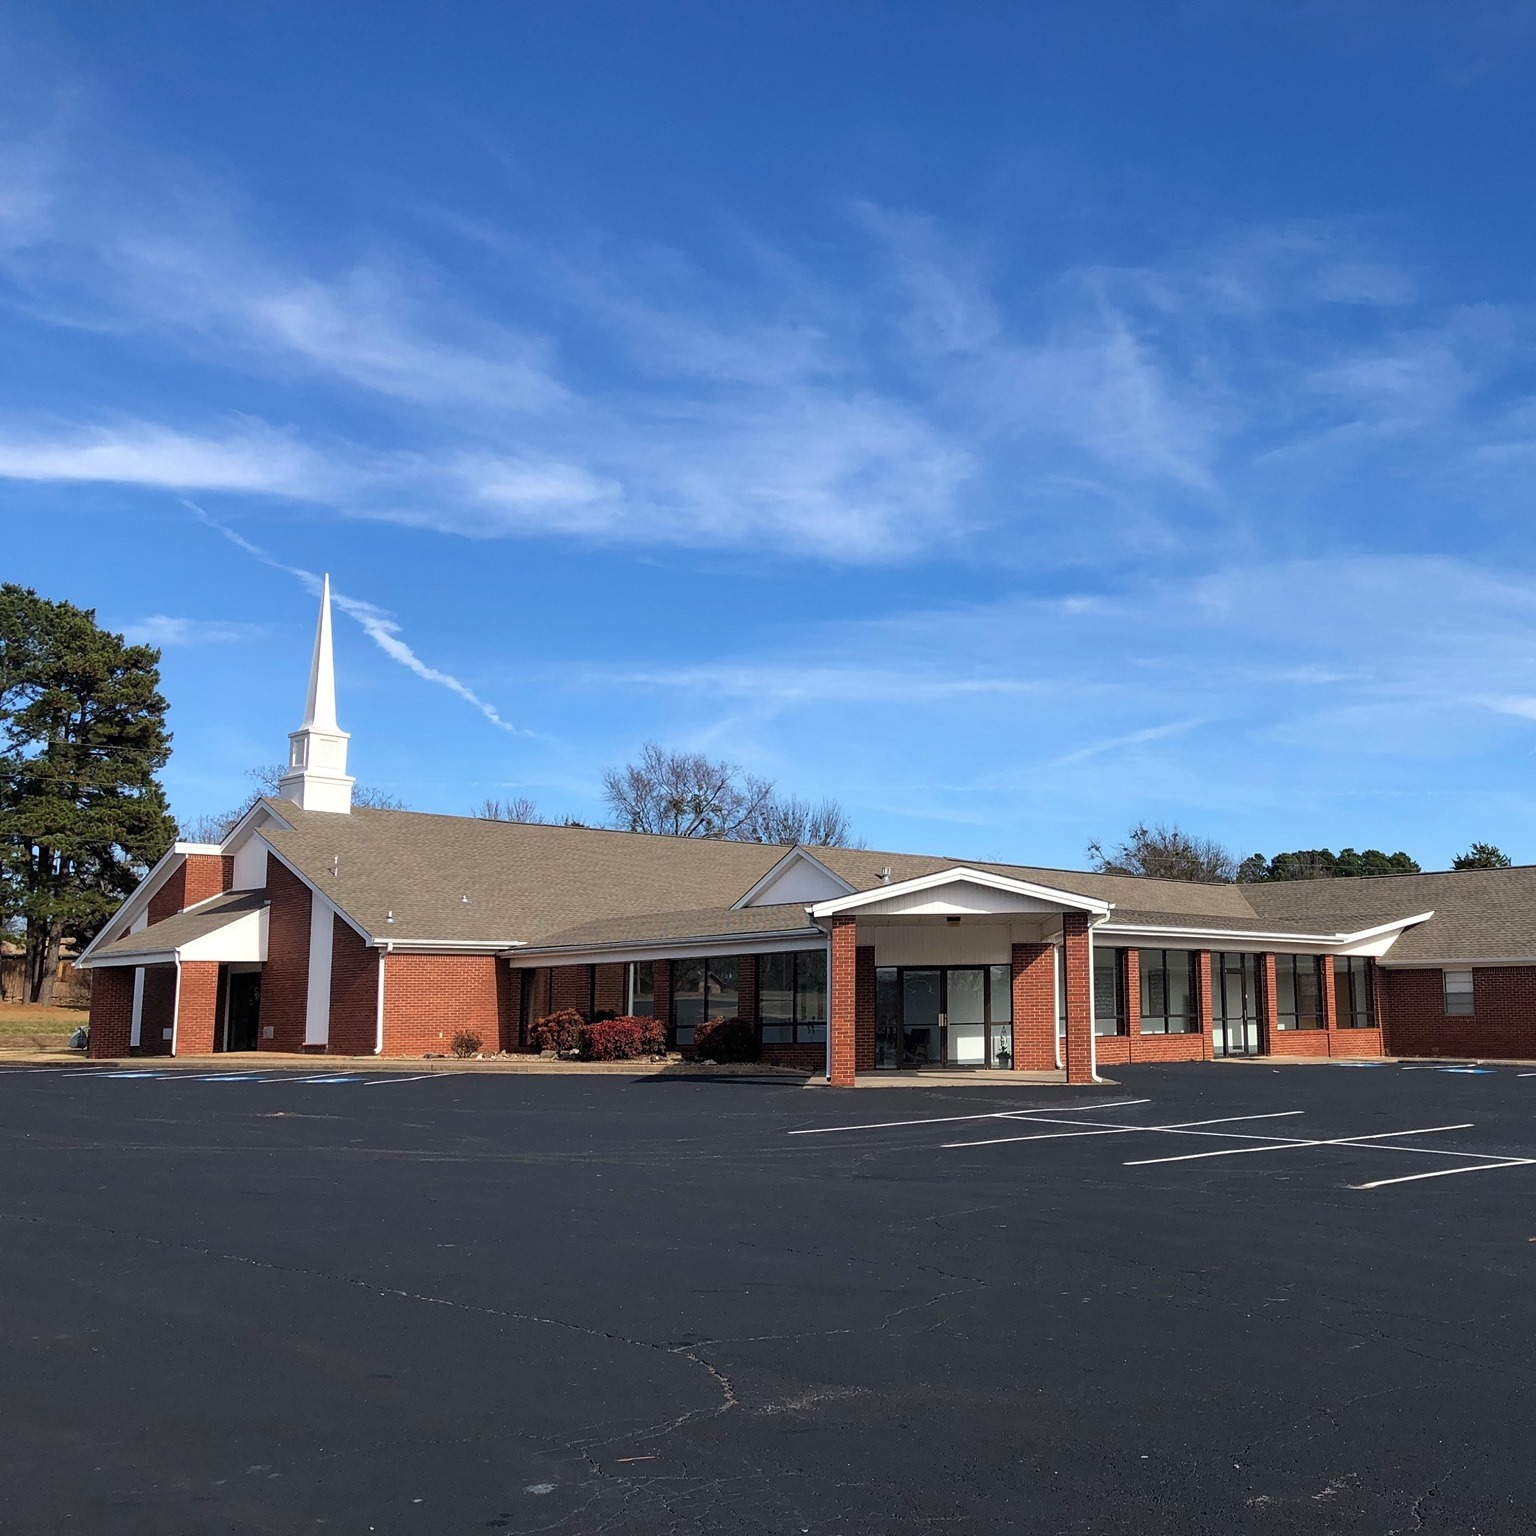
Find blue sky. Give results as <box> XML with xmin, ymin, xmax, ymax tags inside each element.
<box><xmin>4</xmin><ymin>1</ymin><xmax>1536</xmax><ymax>869</ymax></box>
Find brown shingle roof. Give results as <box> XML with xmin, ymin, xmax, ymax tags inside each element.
<box><xmin>89</xmin><ymin>890</ymin><xmax>268</xmax><ymax>961</ymax></box>
<box><xmin>249</xmin><ymin>802</ymin><xmax>1536</xmax><ymax>965</ymax></box>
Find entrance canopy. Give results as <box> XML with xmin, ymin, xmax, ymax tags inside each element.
<box><xmin>77</xmin><ymin>891</ymin><xmax>269</xmax><ymax>969</ymax></box>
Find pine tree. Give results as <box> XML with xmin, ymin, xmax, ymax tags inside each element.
<box><xmin>0</xmin><ymin>585</ymin><xmax>176</xmax><ymax>1003</ymax></box>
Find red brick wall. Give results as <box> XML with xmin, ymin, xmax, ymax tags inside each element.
<box><xmin>828</xmin><ymin>917</ymin><xmax>857</xmax><ymax>1086</ymax></box>
<box><xmin>1012</xmin><ymin>942</ymin><xmax>1056</xmax><ymax>1070</ymax></box>
<box><xmin>1062</xmin><ymin>915</ymin><xmax>1093</xmax><ymax>1083</ymax></box>
<box><xmin>147</xmin><ymin>852</ymin><xmax>231</xmax><ymax>923</ymax></box>
<box><xmin>854</xmin><ymin>945</ymin><xmax>875</xmax><ymax>1072</ymax></box>
<box><xmin>1196</xmin><ymin>951</ymin><xmax>1215</xmax><ymax>1061</ymax></box>
<box><xmin>328</xmin><ymin>916</ymin><xmax>379</xmax><ymax>1055</ymax></box>
<box><xmin>737</xmin><ymin>954</ymin><xmax>759</xmax><ymax>1026</ymax></box>
<box><xmin>1260</xmin><ymin>953</ymin><xmax>1280</xmax><ymax>1054</ymax></box>
<box><xmin>174</xmin><ymin>962</ymin><xmax>222</xmax><ymax>1055</ymax></box>
<box><xmin>653</xmin><ymin>961</ymin><xmax>671</xmax><ymax>1031</ymax></box>
<box><xmin>1380</xmin><ymin>966</ymin><xmax>1536</xmax><ymax>1059</ymax></box>
<box><xmin>594</xmin><ymin>962</ymin><xmax>627</xmax><ymax>1016</ymax></box>
<box><xmin>381</xmin><ymin>952</ymin><xmax>504</xmax><ymax>1056</ymax></box>
<box><xmin>139</xmin><ymin>965</ymin><xmax>177</xmax><ymax>1055</ymax></box>
<box><xmin>550</xmin><ymin>965</ymin><xmax>593</xmax><ymax>1015</ymax></box>
<box><xmin>87</xmin><ymin>967</ymin><xmax>134</xmax><ymax>1057</ymax></box>
<box><xmin>260</xmin><ymin>859</ymin><xmax>311</xmax><ymax>1052</ymax></box>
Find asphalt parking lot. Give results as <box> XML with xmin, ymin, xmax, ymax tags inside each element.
<box><xmin>4</xmin><ymin>1060</ymin><xmax>1536</xmax><ymax>1535</ymax></box>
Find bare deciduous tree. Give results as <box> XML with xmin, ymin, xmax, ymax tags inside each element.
<box><xmin>177</xmin><ymin>764</ymin><xmax>406</xmax><ymax>844</ymax></box>
<box><xmin>474</xmin><ymin>795</ymin><xmax>544</xmax><ymax>824</ymax></box>
<box><xmin>602</xmin><ymin>743</ymin><xmax>856</xmax><ymax>846</ymax></box>
<box><xmin>1087</xmin><ymin>822</ymin><xmax>1241</xmax><ymax>883</ymax></box>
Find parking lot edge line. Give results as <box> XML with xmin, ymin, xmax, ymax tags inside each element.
<box><xmin>787</xmin><ymin>1099</ymin><xmax>1153</xmax><ymax>1135</ymax></box>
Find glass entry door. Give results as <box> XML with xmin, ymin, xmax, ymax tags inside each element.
<box><xmin>875</xmin><ymin>965</ymin><xmax>1013</xmax><ymax>1069</ymax></box>
<box><xmin>1214</xmin><ymin>953</ymin><xmax>1260</xmax><ymax>1057</ymax></box>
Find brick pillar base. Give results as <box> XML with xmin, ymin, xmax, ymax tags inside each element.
<box><xmin>87</xmin><ymin>967</ymin><xmax>134</xmax><ymax>1058</ymax></box>
<box><xmin>1063</xmin><ymin>915</ymin><xmax>1094</xmax><ymax>1084</ymax></box>
<box><xmin>829</xmin><ymin>917</ymin><xmax>857</xmax><ymax>1086</ymax></box>
<box><xmin>176</xmin><ymin>962</ymin><xmax>223</xmax><ymax>1055</ymax></box>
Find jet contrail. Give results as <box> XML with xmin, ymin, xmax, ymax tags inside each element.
<box><xmin>184</xmin><ymin>500</ymin><xmax>517</xmax><ymax>733</ymax></box>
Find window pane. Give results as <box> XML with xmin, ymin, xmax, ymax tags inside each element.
<box><xmin>1093</xmin><ymin>948</ymin><xmax>1121</xmax><ymax>1035</ymax></box>
<box><xmin>672</xmin><ymin>958</ymin><xmax>704</xmax><ymax>1043</ymax></box>
<box><xmin>1141</xmin><ymin>950</ymin><xmax>1166</xmax><ymax>1023</ymax></box>
<box><xmin>989</xmin><ymin>965</ymin><xmax>1012</xmax><ymax>1023</ymax></box>
<box><xmin>1276</xmin><ymin>956</ymin><xmax>1298</xmax><ymax>1026</ymax></box>
<box><xmin>1444</xmin><ymin>970</ymin><xmax>1474</xmax><ymax>1016</ymax></box>
<box><xmin>759</xmin><ymin>952</ymin><xmax>793</xmax><ymax>1021</ymax></box>
<box><xmin>705</xmin><ymin>955</ymin><xmax>737</xmax><ymax>1019</ymax></box>
<box><xmin>1167</xmin><ymin>950</ymin><xmax>1194</xmax><ymax>1033</ymax></box>
<box><xmin>948</xmin><ymin>969</ymin><xmax>986</xmax><ymax>1025</ymax></box>
<box><xmin>1294</xmin><ymin>957</ymin><xmax>1322</xmax><ymax>1028</ymax></box>
<box><xmin>630</xmin><ymin>960</ymin><xmax>654</xmax><ymax>1018</ymax></box>
<box><xmin>796</xmin><ymin>1022</ymin><xmax>827</xmax><ymax>1044</ymax></box>
<box><xmin>795</xmin><ymin>949</ymin><xmax>827</xmax><ymax>1024</ymax></box>
<box><xmin>761</xmin><ymin>1023</ymin><xmax>794</xmax><ymax>1043</ymax></box>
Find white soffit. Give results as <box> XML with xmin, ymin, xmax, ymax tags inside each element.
<box><xmin>811</xmin><ymin>866</ymin><xmax>1112</xmax><ymax>919</ymax></box>
<box><xmin>732</xmin><ymin>847</ymin><xmax>858</xmax><ymax>909</ymax></box>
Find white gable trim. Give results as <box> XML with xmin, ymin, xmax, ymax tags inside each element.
<box><xmin>76</xmin><ymin>841</ymin><xmax>223</xmax><ymax>965</ymax></box>
<box><xmin>731</xmin><ymin>846</ymin><xmax>858</xmax><ymax>910</ymax></box>
<box><xmin>257</xmin><ymin>837</ymin><xmax>375</xmax><ymax>943</ymax></box>
<box><xmin>810</xmin><ymin>866</ymin><xmax>1112</xmax><ymax>919</ymax></box>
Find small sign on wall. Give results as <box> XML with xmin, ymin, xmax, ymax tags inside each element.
<box><xmin>162</xmin><ymin>1028</ymin><xmax>173</xmax><ymax>1040</ymax></box>
<box><xmin>262</xmin><ymin>1025</ymin><xmax>274</xmax><ymax>1039</ymax></box>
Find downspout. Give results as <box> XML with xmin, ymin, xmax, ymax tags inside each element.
<box><xmin>171</xmin><ymin>955</ymin><xmax>183</xmax><ymax>1058</ymax></box>
<box><xmin>1053</xmin><ymin>938</ymin><xmax>1063</xmax><ymax>1072</ymax></box>
<box><xmin>825</xmin><ymin>927</ymin><xmax>833</xmax><ymax>1084</ymax></box>
<box><xmin>374</xmin><ymin>941</ymin><xmax>392</xmax><ymax>1055</ymax></box>
<box><xmin>1088</xmin><ymin>920</ymin><xmax>1102</xmax><ymax>1085</ymax></box>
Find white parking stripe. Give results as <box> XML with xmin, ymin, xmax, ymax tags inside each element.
<box><xmin>362</xmin><ymin>1074</ymin><xmax>444</xmax><ymax>1085</ymax></box>
<box><xmin>943</xmin><ymin>1110</ymin><xmax>1306</xmax><ymax>1150</ymax></box>
<box><xmin>787</xmin><ymin>1098</ymin><xmax>1152</xmax><ymax>1135</ymax></box>
<box><xmin>1123</xmin><ymin>1123</ymin><xmax>1476</xmax><ymax>1167</ymax></box>
<box><xmin>1352</xmin><ymin>1159</ymin><xmax>1536</xmax><ymax>1189</ymax></box>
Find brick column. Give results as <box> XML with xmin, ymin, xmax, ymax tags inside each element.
<box><xmin>653</xmin><ymin>961</ymin><xmax>672</xmax><ymax>1037</ymax></box>
<box><xmin>1320</xmin><ymin>955</ymin><xmax>1338</xmax><ymax>1056</ymax></box>
<box><xmin>86</xmin><ymin>967</ymin><xmax>134</xmax><ymax>1058</ymax></box>
<box><xmin>1197</xmin><ymin>951</ymin><xmax>1215</xmax><ymax>1061</ymax></box>
<box><xmin>828</xmin><ymin>917</ymin><xmax>857</xmax><ymax>1086</ymax></box>
<box><xmin>1011</xmin><ymin>942</ymin><xmax>1055</xmax><ymax>1070</ymax></box>
<box><xmin>855</xmin><ymin>946</ymin><xmax>877</xmax><ymax>1072</ymax></box>
<box><xmin>737</xmin><ymin>954</ymin><xmax>758</xmax><ymax>1027</ymax></box>
<box><xmin>175</xmin><ymin>962</ymin><xmax>223</xmax><ymax>1055</ymax></box>
<box><xmin>1062</xmin><ymin>915</ymin><xmax>1094</xmax><ymax>1084</ymax></box>
<box><xmin>1260</xmin><ymin>953</ymin><xmax>1280</xmax><ymax>1054</ymax></box>
<box><xmin>1123</xmin><ymin>948</ymin><xmax>1141</xmax><ymax>1063</ymax></box>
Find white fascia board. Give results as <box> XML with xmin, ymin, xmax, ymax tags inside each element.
<box><xmin>1377</xmin><ymin>954</ymin><xmax>1536</xmax><ymax>969</ymax></box>
<box><xmin>730</xmin><ymin>847</ymin><xmax>858</xmax><ymax>910</ymax></box>
<box><xmin>810</xmin><ymin>866</ymin><xmax>1112</xmax><ymax>919</ymax></box>
<box><xmin>257</xmin><ymin>837</ymin><xmax>375</xmax><ymax>943</ymax></box>
<box><xmin>76</xmin><ymin>846</ymin><xmax>189</xmax><ymax>964</ymax></box>
<box><xmin>1097</xmin><ymin>911</ymin><xmax>1435</xmax><ymax>950</ymax></box>
<box><xmin>221</xmin><ymin>797</ymin><xmax>294</xmax><ymax>851</ymax></box>
<box><xmin>79</xmin><ymin>948</ymin><xmax>178</xmax><ymax>969</ymax></box>
<box><xmin>502</xmin><ymin>928</ymin><xmax>824</xmax><ymax>969</ymax></box>
<box><xmin>370</xmin><ymin>938</ymin><xmax>520</xmax><ymax>953</ymax></box>
<box><xmin>173</xmin><ymin>842</ymin><xmax>224</xmax><ymax>856</ymax></box>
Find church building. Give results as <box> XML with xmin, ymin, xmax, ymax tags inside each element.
<box><xmin>78</xmin><ymin>583</ymin><xmax>1536</xmax><ymax>1082</ymax></box>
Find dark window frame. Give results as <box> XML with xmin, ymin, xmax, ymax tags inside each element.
<box><xmin>1275</xmin><ymin>953</ymin><xmax>1325</xmax><ymax>1030</ymax></box>
<box><xmin>1093</xmin><ymin>946</ymin><xmax>1127</xmax><ymax>1036</ymax></box>
<box><xmin>1332</xmin><ymin>955</ymin><xmax>1375</xmax><ymax>1028</ymax></box>
<box><xmin>628</xmin><ymin>960</ymin><xmax>656</xmax><ymax>1018</ymax></box>
<box><xmin>669</xmin><ymin>955</ymin><xmax>739</xmax><ymax>1047</ymax></box>
<box><xmin>1139</xmin><ymin>948</ymin><xmax>1198</xmax><ymax>1034</ymax></box>
<box><xmin>759</xmin><ymin>949</ymin><xmax>829</xmax><ymax>1045</ymax></box>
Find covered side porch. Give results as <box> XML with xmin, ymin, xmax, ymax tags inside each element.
<box><xmin>814</xmin><ymin>867</ymin><xmax>1109</xmax><ymax>1087</ymax></box>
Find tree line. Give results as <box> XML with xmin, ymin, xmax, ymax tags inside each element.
<box><xmin>1088</xmin><ymin>822</ymin><xmax>1513</xmax><ymax>883</ymax></box>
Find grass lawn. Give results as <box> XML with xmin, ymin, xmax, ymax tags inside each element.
<box><xmin>0</xmin><ymin>1001</ymin><xmax>88</xmax><ymax>1051</ymax></box>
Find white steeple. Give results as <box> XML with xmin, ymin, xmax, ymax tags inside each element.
<box><xmin>277</xmin><ymin>575</ymin><xmax>354</xmax><ymax>814</ymax></box>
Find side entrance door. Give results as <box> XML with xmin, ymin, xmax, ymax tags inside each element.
<box><xmin>226</xmin><ymin>971</ymin><xmax>262</xmax><ymax>1052</ymax></box>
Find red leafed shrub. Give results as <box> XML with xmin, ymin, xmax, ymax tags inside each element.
<box><xmin>577</xmin><ymin>1015</ymin><xmax>669</xmax><ymax>1061</ymax></box>
<box><xmin>530</xmin><ymin>1008</ymin><xmax>585</xmax><ymax>1056</ymax></box>
<box><xmin>694</xmin><ymin>1016</ymin><xmax>760</xmax><ymax>1064</ymax></box>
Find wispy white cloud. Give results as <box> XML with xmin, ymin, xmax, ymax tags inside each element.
<box><xmin>185</xmin><ymin>502</ymin><xmax>520</xmax><ymax>733</ymax></box>
<box><xmin>121</xmin><ymin>614</ymin><xmax>262</xmax><ymax>647</ymax></box>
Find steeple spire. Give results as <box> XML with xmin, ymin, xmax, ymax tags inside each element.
<box><xmin>301</xmin><ymin>573</ymin><xmax>340</xmax><ymax>733</ymax></box>
<box><xmin>276</xmin><ymin>575</ymin><xmax>354</xmax><ymax>814</ymax></box>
